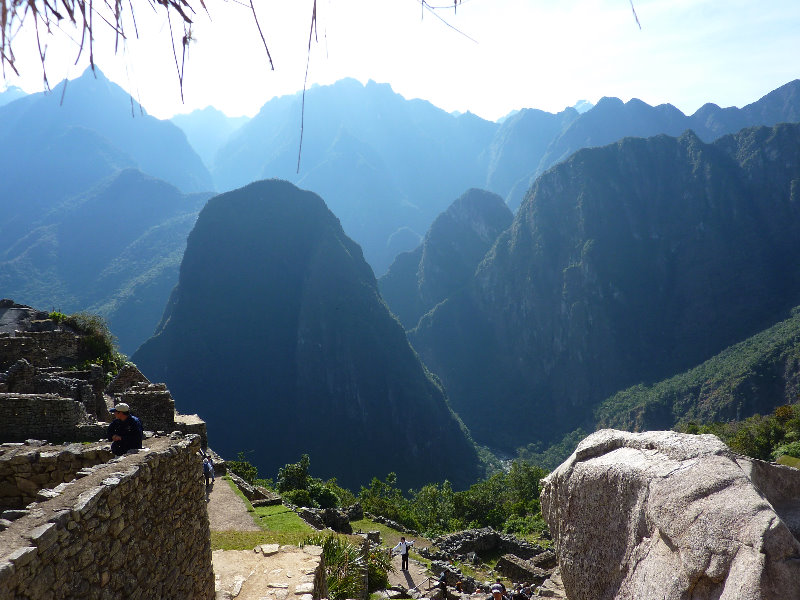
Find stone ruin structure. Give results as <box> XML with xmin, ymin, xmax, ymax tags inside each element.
<box><xmin>0</xmin><ymin>434</ymin><xmax>215</xmax><ymax>598</ymax></box>
<box><xmin>0</xmin><ymin>299</ymin><xmax>207</xmax><ymax>446</ymax></box>
<box><xmin>0</xmin><ymin>300</ymin><xmax>222</xmax><ymax>598</ymax></box>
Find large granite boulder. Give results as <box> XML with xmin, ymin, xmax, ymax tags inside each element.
<box><xmin>540</xmin><ymin>429</ymin><xmax>800</xmax><ymax>600</ymax></box>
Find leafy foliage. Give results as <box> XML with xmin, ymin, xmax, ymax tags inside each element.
<box><xmin>358</xmin><ymin>462</ymin><xmax>549</xmax><ymax>538</ymax></box>
<box><xmin>276</xmin><ymin>455</ymin><xmax>356</xmax><ymax>509</ymax></box>
<box><xmin>680</xmin><ymin>403</ymin><xmax>800</xmax><ymax>461</ymax></box>
<box><xmin>49</xmin><ymin>310</ymin><xmax>126</xmax><ymax>375</ymax></box>
<box><xmin>301</xmin><ymin>533</ymin><xmax>392</xmax><ymax>599</ymax></box>
<box><xmin>228</xmin><ymin>452</ymin><xmax>259</xmax><ymax>484</ymax></box>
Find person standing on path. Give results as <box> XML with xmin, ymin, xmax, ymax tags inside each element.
<box><xmin>391</xmin><ymin>537</ymin><xmax>414</xmax><ymax>571</ymax></box>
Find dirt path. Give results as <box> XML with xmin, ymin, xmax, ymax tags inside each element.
<box><xmin>388</xmin><ymin>553</ymin><xmax>436</xmax><ymax>593</ymax></box>
<box><xmin>206</xmin><ymin>478</ymin><xmax>261</xmax><ymax>531</ymax></box>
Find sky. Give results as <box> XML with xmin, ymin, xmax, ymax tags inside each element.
<box><xmin>2</xmin><ymin>0</ymin><xmax>800</xmax><ymax>121</ymax></box>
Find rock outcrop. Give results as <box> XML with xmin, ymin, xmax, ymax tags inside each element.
<box><xmin>541</xmin><ymin>429</ymin><xmax>800</xmax><ymax>600</ymax></box>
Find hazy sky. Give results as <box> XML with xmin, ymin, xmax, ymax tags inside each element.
<box><xmin>3</xmin><ymin>0</ymin><xmax>800</xmax><ymax>121</ymax></box>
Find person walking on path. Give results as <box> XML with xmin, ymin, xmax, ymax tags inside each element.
<box><xmin>107</xmin><ymin>402</ymin><xmax>143</xmax><ymax>456</ymax></box>
<box><xmin>203</xmin><ymin>457</ymin><xmax>214</xmax><ymax>486</ymax></box>
<box><xmin>391</xmin><ymin>537</ymin><xmax>414</xmax><ymax>571</ymax></box>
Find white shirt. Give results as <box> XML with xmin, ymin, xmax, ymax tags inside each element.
<box><xmin>392</xmin><ymin>540</ymin><xmax>413</xmax><ymax>554</ymax></box>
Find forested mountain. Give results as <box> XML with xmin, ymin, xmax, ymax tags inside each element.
<box><xmin>0</xmin><ymin>169</ymin><xmax>210</xmax><ymax>353</ymax></box>
<box><xmin>132</xmin><ymin>179</ymin><xmax>482</xmax><ymax>490</ymax></box>
<box><xmin>379</xmin><ymin>189</ymin><xmax>513</xmax><ymax>330</ymax></box>
<box><xmin>411</xmin><ymin>122</ymin><xmax>800</xmax><ymax>452</ymax></box>
<box><xmin>171</xmin><ymin>107</ymin><xmax>249</xmax><ymax>170</ymax></box>
<box><xmin>595</xmin><ymin>306</ymin><xmax>800</xmax><ymax>432</ymax></box>
<box><xmin>211</xmin><ymin>78</ymin><xmax>498</xmax><ymax>273</ymax></box>
<box><xmin>0</xmin><ymin>67</ymin><xmax>212</xmax><ymax>205</ymax></box>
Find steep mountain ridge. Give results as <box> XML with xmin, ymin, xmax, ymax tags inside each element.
<box><xmin>411</xmin><ymin>122</ymin><xmax>800</xmax><ymax>451</ymax></box>
<box><xmin>379</xmin><ymin>189</ymin><xmax>513</xmax><ymax>330</ymax></box>
<box><xmin>133</xmin><ymin>179</ymin><xmax>482</xmax><ymax>490</ymax></box>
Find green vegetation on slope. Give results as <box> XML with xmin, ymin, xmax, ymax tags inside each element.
<box><xmin>596</xmin><ymin>306</ymin><xmax>800</xmax><ymax>432</ymax></box>
<box><xmin>681</xmin><ymin>403</ymin><xmax>800</xmax><ymax>463</ymax></box>
<box><xmin>237</xmin><ymin>453</ymin><xmax>549</xmax><ymax>543</ymax></box>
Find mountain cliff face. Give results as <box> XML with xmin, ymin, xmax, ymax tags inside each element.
<box><xmin>132</xmin><ymin>179</ymin><xmax>482</xmax><ymax>489</ymax></box>
<box><xmin>379</xmin><ymin>189</ymin><xmax>513</xmax><ymax>330</ymax></box>
<box><xmin>171</xmin><ymin>107</ymin><xmax>249</xmax><ymax>170</ymax></box>
<box><xmin>411</xmin><ymin>122</ymin><xmax>800</xmax><ymax>452</ymax></box>
<box><xmin>596</xmin><ymin>305</ymin><xmax>800</xmax><ymax>432</ymax></box>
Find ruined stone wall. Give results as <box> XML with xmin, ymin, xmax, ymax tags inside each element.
<box><xmin>121</xmin><ymin>383</ymin><xmax>175</xmax><ymax>432</ymax></box>
<box><xmin>0</xmin><ymin>444</ymin><xmax>112</xmax><ymax>511</ymax></box>
<box><xmin>0</xmin><ymin>335</ymin><xmax>46</xmax><ymax>370</ymax></box>
<box><xmin>0</xmin><ymin>394</ymin><xmax>84</xmax><ymax>443</ymax></box>
<box><xmin>0</xmin><ymin>435</ymin><xmax>214</xmax><ymax>599</ymax></box>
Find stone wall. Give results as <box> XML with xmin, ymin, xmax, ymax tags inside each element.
<box><xmin>120</xmin><ymin>383</ymin><xmax>176</xmax><ymax>433</ymax></box>
<box><xmin>0</xmin><ymin>435</ymin><xmax>214</xmax><ymax>599</ymax></box>
<box><xmin>0</xmin><ymin>443</ymin><xmax>112</xmax><ymax>511</ymax></box>
<box><xmin>0</xmin><ymin>394</ymin><xmax>85</xmax><ymax>443</ymax></box>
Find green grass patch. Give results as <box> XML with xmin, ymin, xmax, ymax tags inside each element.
<box><xmin>211</xmin><ymin>530</ymin><xmax>310</xmax><ymax>550</ymax></box>
<box><xmin>253</xmin><ymin>504</ymin><xmax>313</xmax><ymax>534</ymax></box>
<box><xmin>777</xmin><ymin>455</ymin><xmax>800</xmax><ymax>469</ymax></box>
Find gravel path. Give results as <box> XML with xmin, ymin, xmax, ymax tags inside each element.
<box><xmin>206</xmin><ymin>478</ymin><xmax>261</xmax><ymax>531</ymax></box>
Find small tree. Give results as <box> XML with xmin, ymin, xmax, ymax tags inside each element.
<box><xmin>277</xmin><ymin>454</ymin><xmax>311</xmax><ymax>492</ymax></box>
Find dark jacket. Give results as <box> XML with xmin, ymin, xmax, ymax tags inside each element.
<box><xmin>108</xmin><ymin>415</ymin><xmax>143</xmax><ymax>454</ymax></box>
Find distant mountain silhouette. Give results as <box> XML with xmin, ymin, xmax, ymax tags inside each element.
<box><xmin>411</xmin><ymin>122</ymin><xmax>800</xmax><ymax>452</ymax></box>
<box><xmin>0</xmin><ymin>67</ymin><xmax>212</xmax><ymax>196</ymax></box>
<box><xmin>497</xmin><ymin>79</ymin><xmax>800</xmax><ymax>209</ymax></box>
<box><xmin>0</xmin><ymin>169</ymin><xmax>210</xmax><ymax>353</ymax></box>
<box><xmin>132</xmin><ymin>179</ymin><xmax>482</xmax><ymax>490</ymax></box>
<box><xmin>380</xmin><ymin>189</ymin><xmax>513</xmax><ymax>330</ymax></box>
<box><xmin>172</xmin><ymin>106</ymin><xmax>249</xmax><ymax>170</ymax></box>
<box><xmin>0</xmin><ymin>85</ymin><xmax>26</xmax><ymax>107</ymax></box>
<box><xmin>212</xmin><ymin>79</ymin><xmax>498</xmax><ymax>274</ymax></box>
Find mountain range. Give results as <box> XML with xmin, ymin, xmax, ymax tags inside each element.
<box><xmin>409</xmin><ymin>121</ymin><xmax>800</xmax><ymax>452</ymax></box>
<box><xmin>4</xmin><ymin>69</ymin><xmax>800</xmax><ymax>477</ymax></box>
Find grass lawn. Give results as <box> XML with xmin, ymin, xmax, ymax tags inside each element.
<box><xmin>211</xmin><ymin>478</ymin><xmax>314</xmax><ymax>550</ymax></box>
<box><xmin>777</xmin><ymin>454</ymin><xmax>800</xmax><ymax>469</ymax></box>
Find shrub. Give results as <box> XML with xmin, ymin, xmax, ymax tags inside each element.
<box><xmin>283</xmin><ymin>489</ymin><xmax>313</xmax><ymax>507</ymax></box>
<box><xmin>50</xmin><ymin>311</ymin><xmax>126</xmax><ymax>375</ymax></box>
<box><xmin>771</xmin><ymin>441</ymin><xmax>800</xmax><ymax>461</ymax></box>
<box><xmin>301</xmin><ymin>534</ymin><xmax>366</xmax><ymax>600</ymax></box>
<box><xmin>228</xmin><ymin>452</ymin><xmax>259</xmax><ymax>484</ymax></box>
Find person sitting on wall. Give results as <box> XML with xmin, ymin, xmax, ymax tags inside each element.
<box><xmin>108</xmin><ymin>402</ymin><xmax>143</xmax><ymax>455</ymax></box>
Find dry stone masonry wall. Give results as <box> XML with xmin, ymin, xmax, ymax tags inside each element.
<box><xmin>0</xmin><ymin>442</ymin><xmax>112</xmax><ymax>511</ymax></box>
<box><xmin>0</xmin><ymin>435</ymin><xmax>214</xmax><ymax>599</ymax></box>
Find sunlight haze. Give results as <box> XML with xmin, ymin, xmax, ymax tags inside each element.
<box><xmin>3</xmin><ymin>0</ymin><xmax>800</xmax><ymax>121</ymax></box>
